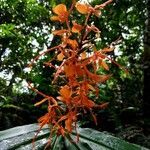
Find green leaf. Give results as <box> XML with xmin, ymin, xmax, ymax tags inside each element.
<box><xmin>0</xmin><ymin>124</ymin><xmax>149</xmax><ymax>150</ymax></box>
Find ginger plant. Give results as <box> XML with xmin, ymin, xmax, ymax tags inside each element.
<box><xmin>27</xmin><ymin>0</ymin><xmax>126</xmax><ymax>148</ymax></box>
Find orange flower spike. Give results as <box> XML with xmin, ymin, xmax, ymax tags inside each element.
<box><xmin>50</xmin><ymin>4</ymin><xmax>68</xmax><ymax>23</ymax></box>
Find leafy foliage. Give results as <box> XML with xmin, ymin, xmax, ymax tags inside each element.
<box><xmin>0</xmin><ymin>0</ymin><xmax>54</xmax><ymax>130</ymax></box>
<box><xmin>0</xmin><ymin>124</ymin><xmax>149</xmax><ymax>150</ymax></box>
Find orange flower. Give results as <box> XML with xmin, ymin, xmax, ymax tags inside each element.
<box><xmin>82</xmin><ymin>95</ymin><xmax>95</xmax><ymax>108</ymax></box>
<box><xmin>93</xmin><ymin>10</ymin><xmax>102</xmax><ymax>17</ymax></box>
<box><xmin>86</xmin><ymin>25</ymin><xmax>100</xmax><ymax>33</ymax></box>
<box><xmin>59</xmin><ymin>85</ymin><xmax>72</xmax><ymax>99</ymax></box>
<box><xmin>50</xmin><ymin>4</ymin><xmax>68</xmax><ymax>23</ymax></box>
<box><xmin>64</xmin><ymin>63</ymin><xmax>76</xmax><ymax>77</ymax></box>
<box><xmin>84</xmin><ymin>66</ymin><xmax>111</xmax><ymax>82</ymax></box>
<box><xmin>52</xmin><ymin>29</ymin><xmax>68</xmax><ymax>36</ymax></box>
<box><xmin>57</xmin><ymin>85</ymin><xmax>72</xmax><ymax>104</ymax></box>
<box><xmin>100</xmin><ymin>60</ymin><xmax>109</xmax><ymax>71</ymax></box>
<box><xmin>67</xmin><ymin>39</ymin><xmax>78</xmax><ymax>50</ymax></box>
<box><xmin>57</xmin><ymin>52</ymin><xmax>65</xmax><ymax>61</ymax></box>
<box><xmin>72</xmin><ymin>22</ymin><xmax>83</xmax><ymax>33</ymax></box>
<box><xmin>75</xmin><ymin>2</ymin><xmax>102</xmax><ymax>17</ymax></box>
<box><xmin>75</xmin><ymin>2</ymin><xmax>89</xmax><ymax>14</ymax></box>
<box><xmin>101</xmin><ymin>47</ymin><xmax>114</xmax><ymax>53</ymax></box>
<box><xmin>57</xmin><ymin>125</ymin><xmax>65</xmax><ymax>136</ymax></box>
<box><xmin>65</xmin><ymin>111</ymin><xmax>77</xmax><ymax>132</ymax></box>
<box><xmin>61</xmin><ymin>38</ymin><xmax>78</xmax><ymax>50</ymax></box>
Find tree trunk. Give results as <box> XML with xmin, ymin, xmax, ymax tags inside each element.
<box><xmin>143</xmin><ymin>0</ymin><xmax>150</xmax><ymax>117</ymax></box>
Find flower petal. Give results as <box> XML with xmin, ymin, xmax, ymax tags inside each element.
<box><xmin>101</xmin><ymin>47</ymin><xmax>114</xmax><ymax>53</ymax></box>
<box><xmin>52</xmin><ymin>29</ymin><xmax>68</xmax><ymax>35</ymax></box>
<box><xmin>90</xmin><ymin>25</ymin><xmax>100</xmax><ymax>33</ymax></box>
<box><xmin>65</xmin><ymin>118</ymin><xmax>72</xmax><ymax>132</ymax></box>
<box><xmin>50</xmin><ymin>16</ymin><xmax>60</xmax><ymax>21</ymax></box>
<box><xmin>82</xmin><ymin>96</ymin><xmax>95</xmax><ymax>108</ymax></box>
<box><xmin>72</xmin><ymin>22</ymin><xmax>83</xmax><ymax>33</ymax></box>
<box><xmin>100</xmin><ymin>60</ymin><xmax>109</xmax><ymax>70</ymax></box>
<box><xmin>64</xmin><ymin>64</ymin><xmax>75</xmax><ymax>77</ymax></box>
<box><xmin>75</xmin><ymin>2</ymin><xmax>89</xmax><ymax>14</ymax></box>
<box><xmin>94</xmin><ymin>10</ymin><xmax>102</xmax><ymax>17</ymax></box>
<box><xmin>87</xmin><ymin>84</ymin><xmax>96</xmax><ymax>91</ymax></box>
<box><xmin>57</xmin><ymin>52</ymin><xmax>65</xmax><ymax>61</ymax></box>
<box><xmin>67</xmin><ymin>39</ymin><xmax>78</xmax><ymax>50</ymax></box>
<box><xmin>59</xmin><ymin>85</ymin><xmax>72</xmax><ymax>99</ymax></box>
<box><xmin>53</xmin><ymin>4</ymin><xmax>67</xmax><ymax>15</ymax></box>
<box><xmin>81</xmin><ymin>51</ymin><xmax>86</xmax><ymax>60</ymax></box>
